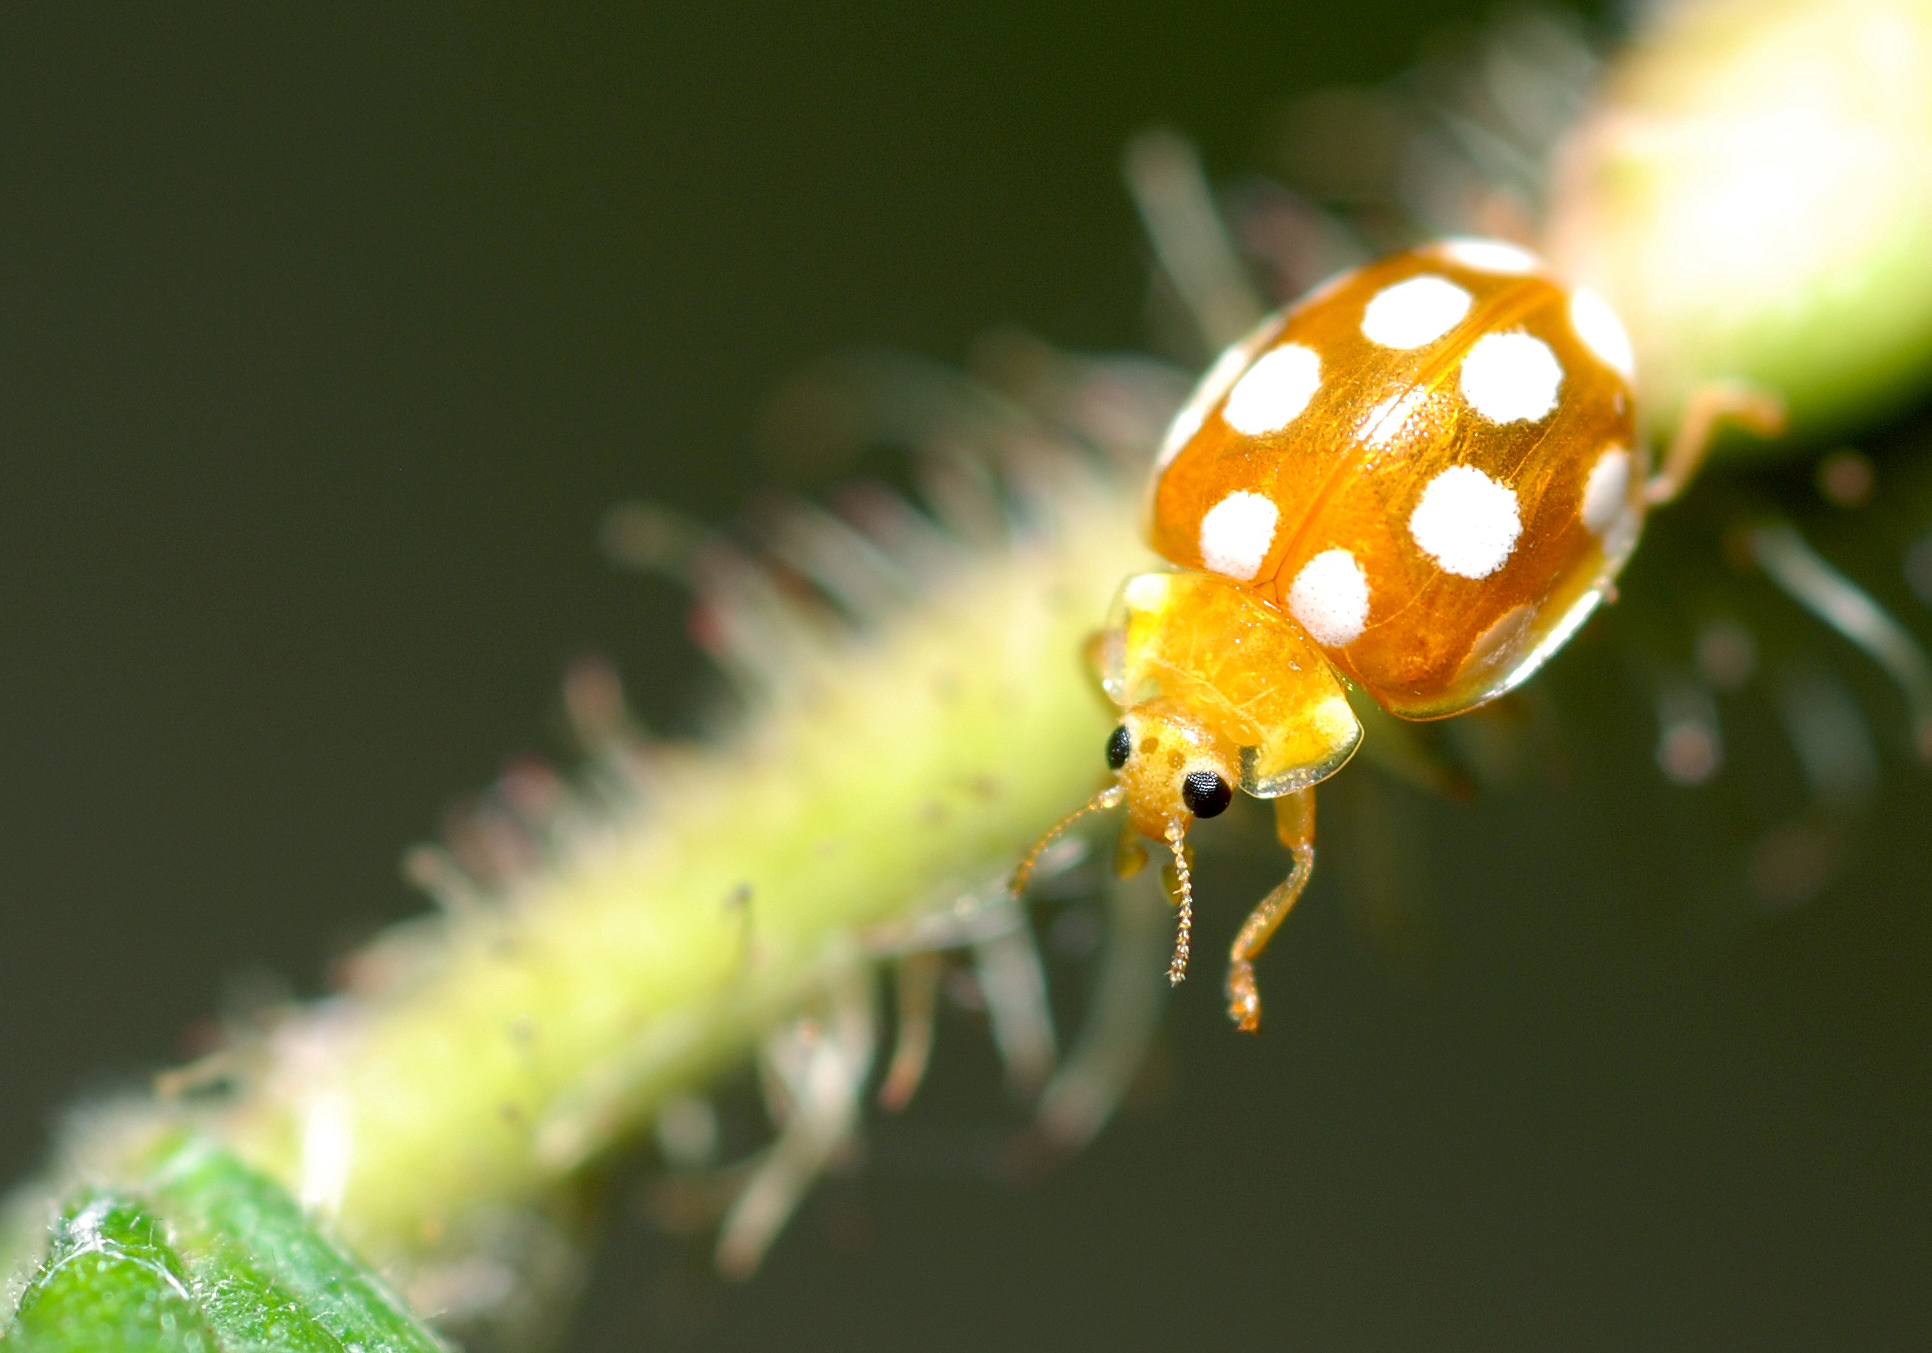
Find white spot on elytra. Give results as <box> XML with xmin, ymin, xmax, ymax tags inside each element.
<box><xmin>1460</xmin><ymin>331</ymin><xmax>1563</xmax><ymax>423</ymax></box>
<box><xmin>1581</xmin><ymin>446</ymin><xmax>1632</xmax><ymax>535</ymax></box>
<box><xmin>1287</xmin><ymin>548</ymin><xmax>1370</xmax><ymax>647</ymax></box>
<box><xmin>1435</xmin><ymin>237</ymin><xmax>1541</xmax><ymax>274</ymax></box>
<box><xmin>1360</xmin><ymin>275</ymin><xmax>1472</xmax><ymax>349</ymax></box>
<box><xmin>1221</xmin><ymin>344</ymin><xmax>1321</xmax><ymax>436</ymax></box>
<box><xmin>1569</xmin><ymin>286</ymin><xmax>1636</xmax><ymax>380</ymax></box>
<box><xmin>1157</xmin><ymin>337</ymin><xmax>1258</xmax><ymax>469</ymax></box>
<box><xmin>1198</xmin><ymin>491</ymin><xmax>1279</xmax><ymax>581</ymax></box>
<box><xmin>1409</xmin><ymin>465</ymin><xmax>1521</xmax><ymax>579</ymax></box>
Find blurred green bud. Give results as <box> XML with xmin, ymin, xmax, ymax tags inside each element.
<box><xmin>1548</xmin><ymin>0</ymin><xmax>1932</xmax><ymax>445</ymax></box>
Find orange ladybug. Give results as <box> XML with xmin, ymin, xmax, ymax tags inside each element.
<box><xmin>1017</xmin><ymin>237</ymin><xmax>1782</xmax><ymax>1032</ymax></box>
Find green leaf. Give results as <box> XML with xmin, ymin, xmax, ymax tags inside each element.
<box><xmin>4</xmin><ymin>1142</ymin><xmax>445</xmax><ymax>1353</ymax></box>
<box><xmin>6</xmin><ymin>1194</ymin><xmax>217</xmax><ymax>1353</ymax></box>
<box><xmin>145</xmin><ymin>1141</ymin><xmax>444</xmax><ymax>1352</ymax></box>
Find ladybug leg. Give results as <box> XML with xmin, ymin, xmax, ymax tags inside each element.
<box><xmin>1646</xmin><ymin>381</ymin><xmax>1786</xmax><ymax>505</ymax></box>
<box><xmin>1114</xmin><ymin>815</ymin><xmax>1150</xmax><ymax>878</ymax></box>
<box><xmin>1225</xmin><ymin>788</ymin><xmax>1316</xmax><ymax>1033</ymax></box>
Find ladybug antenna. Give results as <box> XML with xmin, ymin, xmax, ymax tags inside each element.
<box><xmin>1011</xmin><ymin>784</ymin><xmax>1124</xmax><ymax>897</ymax></box>
<box><xmin>1164</xmin><ymin>820</ymin><xmax>1193</xmax><ymax>986</ymax></box>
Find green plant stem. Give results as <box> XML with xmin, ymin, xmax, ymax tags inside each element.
<box><xmin>219</xmin><ymin>466</ymin><xmax>1150</xmax><ymax>1267</ymax></box>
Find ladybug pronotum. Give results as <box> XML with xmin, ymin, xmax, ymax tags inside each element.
<box><xmin>1016</xmin><ymin>237</ymin><xmax>1783</xmax><ymax>1032</ymax></box>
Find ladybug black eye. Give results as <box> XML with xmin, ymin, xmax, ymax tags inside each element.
<box><xmin>1181</xmin><ymin>770</ymin><xmax>1232</xmax><ymax>818</ymax></box>
<box><xmin>1105</xmin><ymin>724</ymin><xmax>1132</xmax><ymax>770</ymax></box>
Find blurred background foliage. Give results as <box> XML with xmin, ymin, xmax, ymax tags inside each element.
<box><xmin>0</xmin><ymin>1</ymin><xmax>1927</xmax><ymax>1349</ymax></box>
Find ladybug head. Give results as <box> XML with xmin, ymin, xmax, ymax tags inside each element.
<box><xmin>1106</xmin><ymin>698</ymin><xmax>1237</xmax><ymax>841</ymax></box>
<box><xmin>1008</xmin><ymin>697</ymin><xmax>1238</xmax><ymax>907</ymax></box>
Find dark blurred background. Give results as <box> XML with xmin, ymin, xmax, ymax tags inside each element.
<box><xmin>0</xmin><ymin>3</ymin><xmax>1927</xmax><ymax>1350</ymax></box>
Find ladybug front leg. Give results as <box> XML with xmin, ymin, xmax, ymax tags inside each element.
<box><xmin>1645</xmin><ymin>381</ymin><xmax>1786</xmax><ymax>505</ymax></box>
<box><xmin>1225</xmin><ymin>788</ymin><xmax>1316</xmax><ymax>1033</ymax></box>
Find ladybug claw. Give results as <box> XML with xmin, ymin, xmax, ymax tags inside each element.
<box><xmin>1226</xmin><ymin>962</ymin><xmax>1261</xmax><ymax>1032</ymax></box>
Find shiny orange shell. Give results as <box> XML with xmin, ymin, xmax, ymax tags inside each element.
<box><xmin>1148</xmin><ymin>238</ymin><xmax>1645</xmax><ymax>718</ymax></box>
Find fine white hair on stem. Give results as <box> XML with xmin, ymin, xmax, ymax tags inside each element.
<box><xmin>971</xmin><ymin>895</ymin><xmax>1059</xmax><ymax>1097</ymax></box>
<box><xmin>1123</xmin><ymin>127</ymin><xmax>1267</xmax><ymax>352</ymax></box>
<box><xmin>877</xmin><ymin>952</ymin><xmax>942</xmax><ymax>1113</ymax></box>
<box><xmin>1749</xmin><ymin>523</ymin><xmax>1932</xmax><ymax>764</ymax></box>
<box><xmin>1029</xmin><ymin>868</ymin><xmax>1171</xmax><ymax>1154</ymax></box>
<box><xmin>717</xmin><ymin>964</ymin><xmax>877</xmax><ymax>1280</ymax></box>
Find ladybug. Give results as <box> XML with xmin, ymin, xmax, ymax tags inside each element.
<box><xmin>1016</xmin><ymin>237</ymin><xmax>1782</xmax><ymax>1032</ymax></box>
